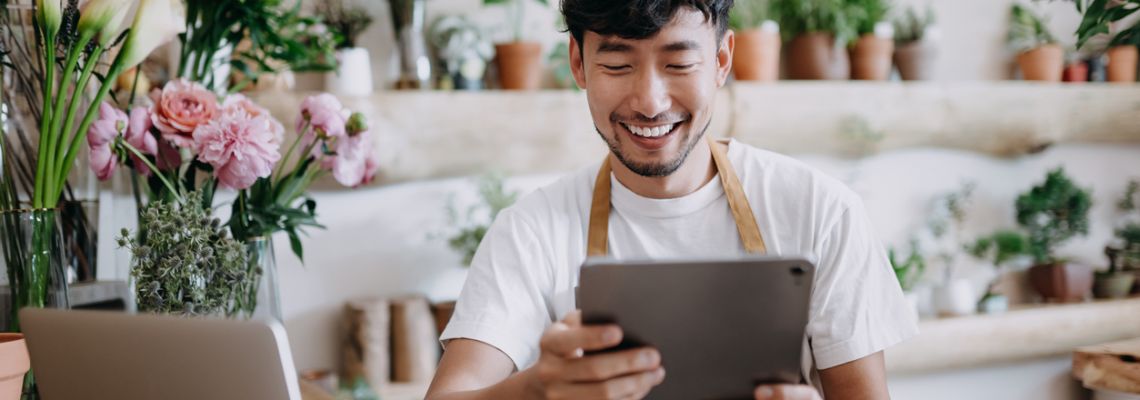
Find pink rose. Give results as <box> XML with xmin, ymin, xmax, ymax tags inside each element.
<box><xmin>297</xmin><ymin>93</ymin><xmax>347</xmax><ymax>142</ymax></box>
<box><xmin>150</xmin><ymin>79</ymin><xmax>218</xmax><ymax>148</ymax></box>
<box><xmin>86</xmin><ymin>101</ymin><xmax>127</xmax><ymax>181</ymax></box>
<box><xmin>192</xmin><ymin>108</ymin><xmax>282</xmax><ymax>190</ymax></box>
<box><xmin>222</xmin><ymin>94</ymin><xmax>284</xmax><ymax>145</ymax></box>
<box><xmin>124</xmin><ymin>107</ymin><xmax>158</xmax><ymax>176</ymax></box>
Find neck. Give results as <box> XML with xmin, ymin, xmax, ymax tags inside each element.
<box><xmin>610</xmin><ymin>139</ymin><xmax>716</xmax><ymax>199</ymax></box>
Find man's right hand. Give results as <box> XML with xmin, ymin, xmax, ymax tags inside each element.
<box><xmin>529</xmin><ymin>310</ymin><xmax>666</xmax><ymax>400</ymax></box>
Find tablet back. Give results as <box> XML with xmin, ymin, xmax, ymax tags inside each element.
<box><xmin>578</xmin><ymin>257</ymin><xmax>814</xmax><ymax>400</ymax></box>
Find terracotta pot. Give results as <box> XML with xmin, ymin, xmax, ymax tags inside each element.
<box><xmin>733</xmin><ymin>28</ymin><xmax>781</xmax><ymax>82</ymax></box>
<box><xmin>1106</xmin><ymin>45</ymin><xmax>1138</xmax><ymax>84</ymax></box>
<box><xmin>1028</xmin><ymin>262</ymin><xmax>1093</xmax><ymax>303</ymax></box>
<box><xmin>786</xmin><ymin>33</ymin><xmax>849</xmax><ymax>80</ymax></box>
<box><xmin>1063</xmin><ymin>62</ymin><xmax>1089</xmax><ymax>83</ymax></box>
<box><xmin>849</xmin><ymin>35</ymin><xmax>894</xmax><ymax>81</ymax></box>
<box><xmin>0</xmin><ymin>334</ymin><xmax>28</xmax><ymax>400</ymax></box>
<box><xmin>1016</xmin><ymin>44</ymin><xmax>1064</xmax><ymax>82</ymax></box>
<box><xmin>1093</xmin><ymin>272</ymin><xmax>1136</xmax><ymax>299</ymax></box>
<box><xmin>494</xmin><ymin>42</ymin><xmax>543</xmax><ymax>90</ymax></box>
<box><xmin>893</xmin><ymin>41</ymin><xmax>937</xmax><ymax>81</ymax></box>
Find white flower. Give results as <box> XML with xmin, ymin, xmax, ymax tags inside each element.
<box><xmin>118</xmin><ymin>0</ymin><xmax>185</xmax><ymax>70</ymax></box>
<box><xmin>78</xmin><ymin>0</ymin><xmax>133</xmax><ymax>46</ymax></box>
<box><xmin>36</xmin><ymin>0</ymin><xmax>62</xmax><ymax>37</ymax></box>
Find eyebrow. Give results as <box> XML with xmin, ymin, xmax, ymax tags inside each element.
<box><xmin>661</xmin><ymin>40</ymin><xmax>700</xmax><ymax>52</ymax></box>
<box><xmin>595</xmin><ymin>39</ymin><xmax>702</xmax><ymax>55</ymax></box>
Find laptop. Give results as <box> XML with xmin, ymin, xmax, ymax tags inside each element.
<box><xmin>19</xmin><ymin>308</ymin><xmax>302</xmax><ymax>400</ymax></box>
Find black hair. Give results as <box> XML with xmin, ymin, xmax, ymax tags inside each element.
<box><xmin>560</xmin><ymin>0</ymin><xmax>734</xmax><ymax>53</ymax></box>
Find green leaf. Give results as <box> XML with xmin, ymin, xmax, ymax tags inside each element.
<box><xmin>287</xmin><ymin>228</ymin><xmax>304</xmax><ymax>264</ymax></box>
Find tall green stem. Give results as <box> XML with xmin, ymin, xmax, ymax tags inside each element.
<box><xmin>34</xmin><ymin>30</ymin><xmax>57</xmax><ymax>208</ymax></box>
<box><xmin>45</xmin><ymin>32</ymin><xmax>94</xmax><ymax>199</ymax></box>
<box><xmin>52</xmin><ymin>58</ymin><xmax>127</xmax><ymax>203</ymax></box>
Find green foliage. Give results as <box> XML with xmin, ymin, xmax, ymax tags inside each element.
<box><xmin>315</xmin><ymin>0</ymin><xmax>375</xmax><ymax>49</ymax></box>
<box><xmin>1008</xmin><ymin>3</ymin><xmax>1059</xmax><ymax>53</ymax></box>
<box><xmin>894</xmin><ymin>4</ymin><xmax>936</xmax><ymax>43</ymax></box>
<box><xmin>120</xmin><ymin>193</ymin><xmax>255</xmax><ymax>318</ymax></box>
<box><xmin>889</xmin><ymin>240</ymin><xmax>926</xmax><ymax>292</ymax></box>
<box><xmin>549</xmin><ymin>42</ymin><xmax>578</xmax><ymax>90</ymax></box>
<box><xmin>968</xmin><ymin>230</ymin><xmax>1031</xmax><ymax>267</ymax></box>
<box><xmin>847</xmin><ymin>0</ymin><xmax>892</xmax><ymax>35</ymax></box>
<box><xmin>483</xmin><ymin>0</ymin><xmax>549</xmax><ymax>42</ymax></box>
<box><xmin>1071</xmin><ymin>0</ymin><xmax>1140</xmax><ymax>50</ymax></box>
<box><xmin>1015</xmin><ymin>168</ymin><xmax>1092</xmax><ymax>264</ymax></box>
<box><xmin>446</xmin><ymin>173</ymin><xmax>519</xmax><ymax>266</ymax></box>
<box><xmin>730</xmin><ymin>0</ymin><xmax>779</xmax><ymax>30</ymax></box>
<box><xmin>772</xmin><ymin>0</ymin><xmax>858</xmax><ymax>45</ymax></box>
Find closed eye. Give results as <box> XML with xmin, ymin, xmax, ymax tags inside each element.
<box><xmin>601</xmin><ymin>64</ymin><xmax>630</xmax><ymax>72</ymax></box>
<box><xmin>667</xmin><ymin>64</ymin><xmax>697</xmax><ymax>71</ymax></box>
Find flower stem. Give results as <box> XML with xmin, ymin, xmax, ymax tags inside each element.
<box><xmin>274</xmin><ymin>122</ymin><xmax>308</xmax><ymax>179</ymax></box>
<box><xmin>46</xmin><ymin>32</ymin><xmax>95</xmax><ymax>194</ymax></box>
<box><xmin>120</xmin><ymin>139</ymin><xmax>182</xmax><ymax>203</ymax></box>
<box><xmin>34</xmin><ymin>30</ymin><xmax>57</xmax><ymax>209</ymax></box>
<box><xmin>52</xmin><ymin>51</ymin><xmax>128</xmax><ymax>203</ymax></box>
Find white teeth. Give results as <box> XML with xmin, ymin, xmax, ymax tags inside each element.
<box><xmin>625</xmin><ymin>123</ymin><xmax>675</xmax><ymax>138</ymax></box>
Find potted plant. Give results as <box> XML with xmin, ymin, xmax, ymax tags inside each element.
<box><xmin>1019</xmin><ymin>168</ymin><xmax>1094</xmax><ymax>303</ymax></box>
<box><xmin>430</xmin><ymin>15</ymin><xmax>495</xmax><ymax>90</ymax></box>
<box><xmin>892</xmin><ymin>5</ymin><xmax>939</xmax><ymax>81</ymax></box>
<box><xmin>485</xmin><ymin>0</ymin><xmax>549</xmax><ymax>90</ymax></box>
<box><xmin>774</xmin><ymin>0</ymin><xmax>856</xmax><ymax>80</ymax></box>
<box><xmin>318</xmin><ymin>0</ymin><xmax>376</xmax><ymax>96</ymax></box>
<box><xmin>444</xmin><ymin>173</ymin><xmax>519</xmax><ymax>266</ymax></box>
<box><xmin>1072</xmin><ymin>0</ymin><xmax>1140</xmax><ymax>83</ymax></box>
<box><xmin>889</xmin><ymin>240</ymin><xmax>925</xmax><ymax>319</ymax></box>
<box><xmin>847</xmin><ymin>0</ymin><xmax>894</xmax><ymax>80</ymax></box>
<box><xmin>969</xmin><ymin>230</ymin><xmax>1031</xmax><ymax>313</ymax></box>
<box><xmin>925</xmin><ymin>184</ymin><xmax>980</xmax><ymax>317</ymax></box>
<box><xmin>1108</xmin><ymin>179</ymin><xmax>1140</xmax><ymax>295</ymax></box>
<box><xmin>730</xmin><ymin>0</ymin><xmax>782</xmax><ymax>82</ymax></box>
<box><xmin>1008</xmin><ymin>4</ymin><xmax>1063</xmax><ymax>82</ymax></box>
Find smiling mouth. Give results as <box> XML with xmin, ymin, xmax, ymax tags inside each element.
<box><xmin>620</xmin><ymin>122</ymin><xmax>681</xmax><ymax>139</ymax></box>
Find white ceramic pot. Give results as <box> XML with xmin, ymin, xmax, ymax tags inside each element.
<box><xmin>326</xmin><ymin>47</ymin><xmax>374</xmax><ymax>97</ymax></box>
<box><xmin>933</xmin><ymin>279</ymin><xmax>977</xmax><ymax>317</ymax></box>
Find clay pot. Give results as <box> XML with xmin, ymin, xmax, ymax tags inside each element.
<box><xmin>0</xmin><ymin>334</ymin><xmax>28</xmax><ymax>400</ymax></box>
<box><xmin>849</xmin><ymin>34</ymin><xmax>894</xmax><ymax>81</ymax></box>
<box><xmin>1093</xmin><ymin>272</ymin><xmax>1136</xmax><ymax>299</ymax></box>
<box><xmin>786</xmin><ymin>33</ymin><xmax>849</xmax><ymax>80</ymax></box>
<box><xmin>893</xmin><ymin>40</ymin><xmax>937</xmax><ymax>81</ymax></box>
<box><xmin>733</xmin><ymin>28</ymin><xmax>781</xmax><ymax>82</ymax></box>
<box><xmin>1063</xmin><ymin>61</ymin><xmax>1089</xmax><ymax>83</ymax></box>
<box><xmin>1028</xmin><ymin>262</ymin><xmax>1094</xmax><ymax>303</ymax></box>
<box><xmin>494</xmin><ymin>42</ymin><xmax>543</xmax><ymax>90</ymax></box>
<box><xmin>1106</xmin><ymin>45</ymin><xmax>1138</xmax><ymax>84</ymax></box>
<box><xmin>1016</xmin><ymin>44</ymin><xmax>1064</xmax><ymax>82</ymax></box>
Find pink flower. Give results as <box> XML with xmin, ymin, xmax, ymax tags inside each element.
<box><xmin>150</xmin><ymin>79</ymin><xmax>218</xmax><ymax>148</ymax></box>
<box><xmin>192</xmin><ymin>108</ymin><xmax>282</xmax><ymax>190</ymax></box>
<box><xmin>322</xmin><ymin>129</ymin><xmax>379</xmax><ymax>188</ymax></box>
<box><xmin>297</xmin><ymin>93</ymin><xmax>347</xmax><ymax>142</ymax></box>
<box><xmin>222</xmin><ymin>94</ymin><xmax>284</xmax><ymax>145</ymax></box>
<box><xmin>87</xmin><ymin>101</ymin><xmax>127</xmax><ymax>181</ymax></box>
<box><xmin>124</xmin><ymin>107</ymin><xmax>158</xmax><ymax>176</ymax></box>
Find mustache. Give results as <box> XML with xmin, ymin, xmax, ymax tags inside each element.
<box><xmin>610</xmin><ymin>111</ymin><xmax>690</xmax><ymax>125</ymax></box>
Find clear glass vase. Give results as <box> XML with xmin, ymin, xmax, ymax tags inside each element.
<box><xmin>242</xmin><ymin>237</ymin><xmax>281</xmax><ymax>322</ymax></box>
<box><xmin>0</xmin><ymin>208</ymin><xmax>71</xmax><ymax>332</ymax></box>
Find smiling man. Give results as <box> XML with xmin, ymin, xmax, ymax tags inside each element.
<box><xmin>425</xmin><ymin>1</ymin><xmax>917</xmax><ymax>399</ymax></box>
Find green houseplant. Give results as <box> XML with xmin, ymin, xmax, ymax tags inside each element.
<box><xmin>730</xmin><ymin>0</ymin><xmax>782</xmax><ymax>81</ymax></box>
<box><xmin>892</xmin><ymin>4</ymin><xmax>938</xmax><ymax>80</ymax></box>
<box><xmin>484</xmin><ymin>0</ymin><xmax>549</xmax><ymax>90</ymax></box>
<box><xmin>774</xmin><ymin>0</ymin><xmax>856</xmax><ymax>79</ymax></box>
<box><xmin>445</xmin><ymin>174</ymin><xmax>519</xmax><ymax>266</ymax></box>
<box><xmin>1071</xmin><ymin>0</ymin><xmax>1140</xmax><ymax>83</ymax></box>
<box><xmin>969</xmin><ymin>230</ymin><xmax>1031</xmax><ymax>313</ymax></box>
<box><xmin>847</xmin><ymin>0</ymin><xmax>894</xmax><ymax>80</ymax></box>
<box><xmin>1104</xmin><ymin>179</ymin><xmax>1140</xmax><ymax>296</ymax></box>
<box><xmin>1018</xmin><ymin>168</ymin><xmax>1094</xmax><ymax>302</ymax></box>
<box><xmin>888</xmin><ymin>240</ymin><xmax>924</xmax><ymax>319</ymax></box>
<box><xmin>1008</xmin><ymin>3</ymin><xmax>1063</xmax><ymax>82</ymax></box>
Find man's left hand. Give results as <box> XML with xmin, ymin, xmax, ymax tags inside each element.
<box><xmin>754</xmin><ymin>384</ymin><xmax>822</xmax><ymax>400</ymax></box>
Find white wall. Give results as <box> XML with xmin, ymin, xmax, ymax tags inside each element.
<box><xmin>308</xmin><ymin>0</ymin><xmax>1085</xmax><ymax>89</ymax></box>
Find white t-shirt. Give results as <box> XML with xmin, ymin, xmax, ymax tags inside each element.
<box><xmin>440</xmin><ymin>139</ymin><xmax>918</xmax><ymax>388</ymax></box>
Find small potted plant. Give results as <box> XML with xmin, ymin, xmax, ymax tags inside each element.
<box><xmin>969</xmin><ymin>230</ymin><xmax>1031</xmax><ymax>313</ymax></box>
<box><xmin>1107</xmin><ymin>179</ymin><xmax>1140</xmax><ymax>295</ymax></box>
<box><xmin>485</xmin><ymin>0</ymin><xmax>548</xmax><ymax>90</ymax></box>
<box><xmin>775</xmin><ymin>0</ymin><xmax>855</xmax><ymax>80</ymax></box>
<box><xmin>1008</xmin><ymin>4</ymin><xmax>1063</xmax><ymax>82</ymax></box>
<box><xmin>925</xmin><ymin>184</ymin><xmax>979</xmax><ymax>317</ymax></box>
<box><xmin>430</xmin><ymin>15</ymin><xmax>495</xmax><ymax>90</ymax></box>
<box><xmin>892</xmin><ymin>5</ymin><xmax>939</xmax><ymax>81</ymax></box>
<box><xmin>1073</xmin><ymin>0</ymin><xmax>1139</xmax><ymax>83</ymax></box>
<box><xmin>1019</xmin><ymin>168</ymin><xmax>1094</xmax><ymax>303</ymax></box>
<box><xmin>847</xmin><ymin>0</ymin><xmax>894</xmax><ymax>80</ymax></box>
<box><xmin>443</xmin><ymin>173</ymin><xmax>519</xmax><ymax>266</ymax></box>
<box><xmin>889</xmin><ymin>240</ymin><xmax>925</xmax><ymax>319</ymax></box>
<box><xmin>730</xmin><ymin>0</ymin><xmax>781</xmax><ymax>82</ymax></box>
<box><xmin>317</xmin><ymin>0</ymin><xmax>376</xmax><ymax>96</ymax></box>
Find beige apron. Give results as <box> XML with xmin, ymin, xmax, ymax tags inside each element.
<box><xmin>586</xmin><ymin>137</ymin><xmax>768</xmax><ymax>256</ymax></box>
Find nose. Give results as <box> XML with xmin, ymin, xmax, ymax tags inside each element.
<box><xmin>628</xmin><ymin>68</ymin><xmax>671</xmax><ymax>119</ymax></box>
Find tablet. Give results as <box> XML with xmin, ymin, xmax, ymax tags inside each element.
<box><xmin>577</xmin><ymin>257</ymin><xmax>815</xmax><ymax>400</ymax></box>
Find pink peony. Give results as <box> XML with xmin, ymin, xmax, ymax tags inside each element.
<box><xmin>86</xmin><ymin>101</ymin><xmax>127</xmax><ymax>181</ymax></box>
<box><xmin>222</xmin><ymin>94</ymin><xmax>284</xmax><ymax>145</ymax></box>
<box><xmin>150</xmin><ymin>79</ymin><xmax>218</xmax><ymax>148</ymax></box>
<box><xmin>322</xmin><ymin>129</ymin><xmax>379</xmax><ymax>188</ymax></box>
<box><xmin>124</xmin><ymin>107</ymin><xmax>158</xmax><ymax>176</ymax></box>
<box><xmin>297</xmin><ymin>93</ymin><xmax>347</xmax><ymax>142</ymax></box>
<box><xmin>192</xmin><ymin>108</ymin><xmax>282</xmax><ymax>190</ymax></box>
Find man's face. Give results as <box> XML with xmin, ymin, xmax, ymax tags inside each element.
<box><xmin>570</xmin><ymin>9</ymin><xmax>733</xmax><ymax>177</ymax></box>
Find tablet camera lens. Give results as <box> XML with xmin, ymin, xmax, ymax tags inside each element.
<box><xmin>790</xmin><ymin>266</ymin><xmax>805</xmax><ymax>276</ymax></box>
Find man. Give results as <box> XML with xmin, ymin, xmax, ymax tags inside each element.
<box><xmin>426</xmin><ymin>1</ymin><xmax>917</xmax><ymax>399</ymax></box>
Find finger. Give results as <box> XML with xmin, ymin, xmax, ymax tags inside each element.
<box><xmin>563</xmin><ymin>310</ymin><xmax>582</xmax><ymax>327</ymax></box>
<box><xmin>540</xmin><ymin>323</ymin><xmax>623</xmax><ymax>357</ymax></box>
<box><xmin>754</xmin><ymin>384</ymin><xmax>822</xmax><ymax>400</ymax></box>
<box><xmin>561</xmin><ymin>347</ymin><xmax>661</xmax><ymax>382</ymax></box>
<box><xmin>548</xmin><ymin>367</ymin><xmax>665</xmax><ymax>400</ymax></box>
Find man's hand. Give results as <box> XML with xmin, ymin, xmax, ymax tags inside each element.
<box><xmin>530</xmin><ymin>310</ymin><xmax>666</xmax><ymax>400</ymax></box>
<box><xmin>754</xmin><ymin>384</ymin><xmax>823</xmax><ymax>400</ymax></box>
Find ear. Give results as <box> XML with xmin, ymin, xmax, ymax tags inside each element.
<box><xmin>570</xmin><ymin>35</ymin><xmax>587</xmax><ymax>90</ymax></box>
<box><xmin>716</xmin><ymin>30</ymin><xmax>734</xmax><ymax>88</ymax></box>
